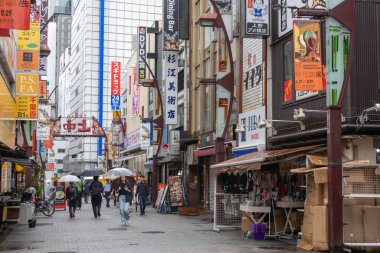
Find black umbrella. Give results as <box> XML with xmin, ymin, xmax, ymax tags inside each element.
<box><xmin>81</xmin><ymin>169</ymin><xmax>105</xmax><ymax>177</ymax></box>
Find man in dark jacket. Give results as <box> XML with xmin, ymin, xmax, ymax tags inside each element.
<box><xmin>89</xmin><ymin>176</ymin><xmax>104</xmax><ymax>218</ymax></box>
<box><xmin>135</xmin><ymin>178</ymin><xmax>149</xmax><ymax>215</ymax></box>
<box><xmin>65</xmin><ymin>182</ymin><xmax>78</xmax><ymax>218</ymax></box>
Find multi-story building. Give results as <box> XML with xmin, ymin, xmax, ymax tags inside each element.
<box><xmin>68</xmin><ymin>0</ymin><xmax>162</xmax><ymax>173</ymax></box>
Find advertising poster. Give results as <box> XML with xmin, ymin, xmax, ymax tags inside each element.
<box><xmin>244</xmin><ymin>0</ymin><xmax>270</xmax><ymax>37</ymax></box>
<box><xmin>169</xmin><ymin>176</ymin><xmax>184</xmax><ymax>207</ymax></box>
<box><xmin>293</xmin><ymin>20</ymin><xmax>323</xmax><ymax>91</ymax></box>
<box><xmin>169</xmin><ymin>130</ymin><xmax>180</xmax><ymax>155</ymax></box>
<box><xmin>140</xmin><ymin>123</ymin><xmax>152</xmax><ymax>149</ymax></box>
<box><xmin>110</xmin><ymin>61</ymin><xmax>121</xmax><ymax>111</ymax></box>
<box><xmin>36</xmin><ymin>104</ymin><xmax>51</xmax><ymax>140</ymax></box>
<box><xmin>283</xmin><ymin>80</ymin><xmax>293</xmax><ymax>102</ymax></box>
<box><xmin>164</xmin><ymin>51</ymin><xmax>178</xmax><ymax>125</ymax></box>
<box><xmin>138</xmin><ymin>27</ymin><xmax>146</xmax><ymax>85</ymax></box>
<box><xmin>53</xmin><ymin>182</ymin><xmax>66</xmax><ymax>210</ymax></box>
<box><xmin>17</xmin><ymin>51</ymin><xmax>39</xmax><ymax>71</ymax></box>
<box><xmin>163</xmin><ymin>0</ymin><xmax>179</xmax><ymax>50</ymax></box>
<box><xmin>0</xmin><ymin>0</ymin><xmax>31</xmax><ymax>30</ymax></box>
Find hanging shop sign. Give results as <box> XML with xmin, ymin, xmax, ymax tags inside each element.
<box><xmin>140</xmin><ymin>123</ymin><xmax>152</xmax><ymax>150</ymax></box>
<box><xmin>238</xmin><ymin>106</ymin><xmax>266</xmax><ymax>148</ymax></box>
<box><xmin>242</xmin><ymin>0</ymin><xmax>270</xmax><ymax>37</ymax></box>
<box><xmin>1</xmin><ymin>162</ymin><xmax>8</xmax><ymax>193</ymax></box>
<box><xmin>326</xmin><ymin>19</ymin><xmax>349</xmax><ymax>106</ymax></box>
<box><xmin>169</xmin><ymin>130</ymin><xmax>180</xmax><ymax>155</ymax></box>
<box><xmin>132</xmin><ymin>66</ymin><xmax>139</xmax><ymax>116</ymax></box>
<box><xmin>293</xmin><ymin>20</ymin><xmax>323</xmax><ymax>91</ymax></box>
<box><xmin>39</xmin><ymin>0</ymin><xmax>48</xmax><ymax>75</ymax></box>
<box><xmin>36</xmin><ymin>104</ymin><xmax>51</xmax><ymax>140</ymax></box>
<box><xmin>16</xmin><ymin>96</ymin><xmax>38</xmax><ymax>119</ymax></box>
<box><xmin>138</xmin><ymin>26</ymin><xmax>146</xmax><ymax>85</ymax></box>
<box><xmin>0</xmin><ymin>0</ymin><xmax>31</xmax><ymax>30</ymax></box>
<box><xmin>17</xmin><ymin>5</ymin><xmax>40</xmax><ymax>51</ymax></box>
<box><xmin>39</xmin><ymin>80</ymin><xmax>47</xmax><ymax>99</ymax></box>
<box><xmin>17</xmin><ymin>51</ymin><xmax>39</xmax><ymax>71</ymax></box>
<box><xmin>163</xmin><ymin>0</ymin><xmax>179</xmax><ymax>50</ymax></box>
<box><xmin>125</xmin><ymin>128</ymin><xmax>141</xmax><ymax>152</ymax></box>
<box><xmin>110</xmin><ymin>61</ymin><xmax>121</xmax><ymax>111</ymax></box>
<box><xmin>52</xmin><ymin>116</ymin><xmax>106</xmax><ymax>137</ymax></box>
<box><xmin>164</xmin><ymin>51</ymin><xmax>178</xmax><ymax>125</ymax></box>
<box><xmin>112</xmin><ymin>124</ymin><xmax>120</xmax><ymax>146</ymax></box>
<box><xmin>16</xmin><ymin>73</ymin><xmax>39</xmax><ymax>95</ymax></box>
<box><xmin>47</xmin><ymin>148</ymin><xmax>55</xmax><ymax>163</ymax></box>
<box><xmin>216</xmin><ymin>86</ymin><xmax>230</xmax><ymax>138</ymax></box>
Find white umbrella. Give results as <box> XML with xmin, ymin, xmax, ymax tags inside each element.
<box><xmin>103</xmin><ymin>167</ymin><xmax>135</xmax><ymax>179</ymax></box>
<box><xmin>58</xmin><ymin>175</ymin><xmax>81</xmax><ymax>182</ymax></box>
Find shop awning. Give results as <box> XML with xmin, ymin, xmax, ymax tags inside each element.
<box><xmin>307</xmin><ymin>153</ymin><xmax>351</xmax><ymax>166</ymax></box>
<box><xmin>158</xmin><ymin>155</ymin><xmax>182</xmax><ymax>164</ymax></box>
<box><xmin>210</xmin><ymin>145</ymin><xmax>324</xmax><ymax>172</ymax></box>
<box><xmin>0</xmin><ymin>142</ymin><xmax>38</xmax><ymax>169</ymax></box>
<box><xmin>144</xmin><ymin>159</ymin><xmax>153</xmax><ymax>170</ymax></box>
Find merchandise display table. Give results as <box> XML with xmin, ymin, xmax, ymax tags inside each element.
<box><xmin>240</xmin><ymin>204</ymin><xmax>271</xmax><ymax>225</ymax></box>
<box><xmin>276</xmin><ymin>201</ymin><xmax>304</xmax><ymax>235</ymax></box>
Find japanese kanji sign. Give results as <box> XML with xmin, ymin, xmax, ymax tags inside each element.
<box><xmin>243</xmin><ymin>0</ymin><xmax>270</xmax><ymax>37</ymax></box>
<box><xmin>138</xmin><ymin>26</ymin><xmax>146</xmax><ymax>85</ymax></box>
<box><xmin>164</xmin><ymin>51</ymin><xmax>178</xmax><ymax>125</ymax></box>
<box><xmin>110</xmin><ymin>61</ymin><xmax>121</xmax><ymax>111</ymax></box>
<box><xmin>17</xmin><ymin>5</ymin><xmax>40</xmax><ymax>51</ymax></box>
<box><xmin>16</xmin><ymin>96</ymin><xmax>38</xmax><ymax>119</ymax></box>
<box><xmin>16</xmin><ymin>73</ymin><xmax>39</xmax><ymax>95</ymax></box>
<box><xmin>53</xmin><ymin>116</ymin><xmax>106</xmax><ymax>137</ymax></box>
<box><xmin>0</xmin><ymin>0</ymin><xmax>31</xmax><ymax>30</ymax></box>
<box><xmin>293</xmin><ymin>20</ymin><xmax>323</xmax><ymax>91</ymax></box>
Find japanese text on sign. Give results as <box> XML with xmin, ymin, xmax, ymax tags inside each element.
<box><xmin>0</xmin><ymin>0</ymin><xmax>31</xmax><ymax>30</ymax></box>
<box><xmin>164</xmin><ymin>51</ymin><xmax>178</xmax><ymax>125</ymax></box>
<box><xmin>110</xmin><ymin>61</ymin><xmax>121</xmax><ymax>111</ymax></box>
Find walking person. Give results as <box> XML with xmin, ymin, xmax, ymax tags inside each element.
<box><xmin>65</xmin><ymin>182</ymin><xmax>78</xmax><ymax>218</ymax></box>
<box><xmin>117</xmin><ymin>176</ymin><xmax>133</xmax><ymax>226</ymax></box>
<box><xmin>103</xmin><ymin>180</ymin><xmax>111</xmax><ymax>207</ymax></box>
<box><xmin>83</xmin><ymin>181</ymin><xmax>91</xmax><ymax>203</ymax></box>
<box><xmin>75</xmin><ymin>178</ymin><xmax>84</xmax><ymax>209</ymax></box>
<box><xmin>89</xmin><ymin>176</ymin><xmax>103</xmax><ymax>218</ymax></box>
<box><xmin>136</xmin><ymin>178</ymin><xmax>149</xmax><ymax>215</ymax></box>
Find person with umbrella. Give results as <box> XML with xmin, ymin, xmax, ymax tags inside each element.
<box><xmin>65</xmin><ymin>182</ymin><xmax>78</xmax><ymax>218</ymax></box>
<box><xmin>117</xmin><ymin>176</ymin><xmax>133</xmax><ymax>226</ymax></box>
<box><xmin>89</xmin><ymin>176</ymin><xmax>104</xmax><ymax>218</ymax></box>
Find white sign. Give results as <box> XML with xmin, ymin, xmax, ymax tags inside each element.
<box><xmin>244</xmin><ymin>0</ymin><xmax>270</xmax><ymax>37</ymax></box>
<box><xmin>97</xmin><ymin>156</ymin><xmax>104</xmax><ymax>170</ymax></box>
<box><xmin>37</xmin><ymin>104</ymin><xmax>51</xmax><ymax>140</ymax></box>
<box><xmin>170</xmin><ymin>130</ymin><xmax>180</xmax><ymax>155</ymax></box>
<box><xmin>47</xmin><ymin>148</ymin><xmax>55</xmax><ymax>163</ymax></box>
<box><xmin>164</xmin><ymin>51</ymin><xmax>178</xmax><ymax>125</ymax></box>
<box><xmin>296</xmin><ymin>90</ymin><xmax>319</xmax><ymax>101</ymax></box>
<box><xmin>238</xmin><ymin>106</ymin><xmax>266</xmax><ymax>148</ymax></box>
<box><xmin>140</xmin><ymin>123</ymin><xmax>151</xmax><ymax>149</ymax></box>
<box><xmin>125</xmin><ymin>129</ymin><xmax>140</xmax><ymax>151</ymax></box>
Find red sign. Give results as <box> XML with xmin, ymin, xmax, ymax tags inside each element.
<box><xmin>111</xmin><ymin>61</ymin><xmax>121</xmax><ymax>95</ymax></box>
<box><xmin>53</xmin><ymin>116</ymin><xmax>106</xmax><ymax>137</ymax></box>
<box><xmin>0</xmin><ymin>0</ymin><xmax>31</xmax><ymax>30</ymax></box>
<box><xmin>283</xmin><ymin>80</ymin><xmax>293</xmax><ymax>102</ymax></box>
<box><xmin>53</xmin><ymin>182</ymin><xmax>66</xmax><ymax>211</ymax></box>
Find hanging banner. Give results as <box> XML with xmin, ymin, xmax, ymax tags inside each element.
<box><xmin>0</xmin><ymin>0</ymin><xmax>31</xmax><ymax>30</ymax></box>
<box><xmin>243</xmin><ymin>0</ymin><xmax>270</xmax><ymax>37</ymax></box>
<box><xmin>39</xmin><ymin>80</ymin><xmax>47</xmax><ymax>99</ymax></box>
<box><xmin>17</xmin><ymin>51</ymin><xmax>39</xmax><ymax>71</ymax></box>
<box><xmin>140</xmin><ymin>123</ymin><xmax>152</xmax><ymax>149</ymax></box>
<box><xmin>164</xmin><ymin>51</ymin><xmax>178</xmax><ymax>125</ymax></box>
<box><xmin>293</xmin><ymin>20</ymin><xmax>323</xmax><ymax>91</ymax></box>
<box><xmin>37</xmin><ymin>104</ymin><xmax>51</xmax><ymax>140</ymax></box>
<box><xmin>169</xmin><ymin>130</ymin><xmax>180</xmax><ymax>155</ymax></box>
<box><xmin>216</xmin><ymin>85</ymin><xmax>230</xmax><ymax>138</ymax></box>
<box><xmin>110</xmin><ymin>61</ymin><xmax>121</xmax><ymax>111</ymax></box>
<box><xmin>132</xmin><ymin>66</ymin><xmax>139</xmax><ymax>116</ymax></box>
<box><xmin>163</xmin><ymin>0</ymin><xmax>179</xmax><ymax>50</ymax></box>
<box><xmin>138</xmin><ymin>26</ymin><xmax>146</xmax><ymax>85</ymax></box>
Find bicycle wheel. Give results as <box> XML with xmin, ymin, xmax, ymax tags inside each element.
<box><xmin>42</xmin><ymin>204</ymin><xmax>55</xmax><ymax>216</ymax></box>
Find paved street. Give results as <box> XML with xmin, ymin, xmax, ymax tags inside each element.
<box><xmin>0</xmin><ymin>202</ymin><xmax>306</xmax><ymax>253</ymax></box>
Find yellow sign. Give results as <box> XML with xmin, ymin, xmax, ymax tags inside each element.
<box><xmin>17</xmin><ymin>23</ymin><xmax>40</xmax><ymax>51</ymax></box>
<box><xmin>0</xmin><ymin>75</ymin><xmax>16</xmax><ymax>119</ymax></box>
<box><xmin>1</xmin><ymin>162</ymin><xmax>8</xmax><ymax>193</ymax></box>
<box><xmin>16</xmin><ymin>96</ymin><xmax>38</xmax><ymax>119</ymax></box>
<box><xmin>16</xmin><ymin>73</ymin><xmax>39</xmax><ymax>95</ymax></box>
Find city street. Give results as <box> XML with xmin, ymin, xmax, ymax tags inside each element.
<box><xmin>0</xmin><ymin>203</ymin><xmax>305</xmax><ymax>253</ymax></box>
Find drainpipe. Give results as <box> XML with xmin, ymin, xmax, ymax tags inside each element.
<box><xmin>184</xmin><ymin>41</ymin><xmax>189</xmax><ymax>131</ymax></box>
<box><xmin>97</xmin><ymin>0</ymin><xmax>105</xmax><ymax>156</ymax></box>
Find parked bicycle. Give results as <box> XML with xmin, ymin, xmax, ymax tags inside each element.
<box><xmin>21</xmin><ymin>187</ymin><xmax>55</xmax><ymax>217</ymax></box>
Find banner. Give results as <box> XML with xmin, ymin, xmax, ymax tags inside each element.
<box><xmin>293</xmin><ymin>20</ymin><xmax>323</xmax><ymax>91</ymax></box>
<box><xmin>140</xmin><ymin>123</ymin><xmax>152</xmax><ymax>149</ymax></box>
<box><xmin>110</xmin><ymin>61</ymin><xmax>121</xmax><ymax>111</ymax></box>
<box><xmin>169</xmin><ymin>130</ymin><xmax>180</xmax><ymax>155</ymax></box>
<box><xmin>243</xmin><ymin>0</ymin><xmax>270</xmax><ymax>37</ymax></box>
<box><xmin>163</xmin><ymin>0</ymin><xmax>179</xmax><ymax>51</ymax></box>
<box><xmin>0</xmin><ymin>0</ymin><xmax>31</xmax><ymax>30</ymax></box>
<box><xmin>37</xmin><ymin>104</ymin><xmax>51</xmax><ymax>140</ymax></box>
<box><xmin>132</xmin><ymin>66</ymin><xmax>139</xmax><ymax>116</ymax></box>
<box><xmin>138</xmin><ymin>27</ymin><xmax>146</xmax><ymax>85</ymax></box>
<box><xmin>39</xmin><ymin>80</ymin><xmax>47</xmax><ymax>99</ymax></box>
<box><xmin>17</xmin><ymin>6</ymin><xmax>40</xmax><ymax>51</ymax></box>
<box><xmin>164</xmin><ymin>51</ymin><xmax>178</xmax><ymax>125</ymax></box>
<box><xmin>17</xmin><ymin>51</ymin><xmax>39</xmax><ymax>71</ymax></box>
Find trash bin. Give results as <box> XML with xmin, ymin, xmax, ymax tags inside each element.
<box><xmin>20</xmin><ymin>203</ymin><xmax>34</xmax><ymax>225</ymax></box>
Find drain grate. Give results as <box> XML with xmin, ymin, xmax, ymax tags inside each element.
<box><xmin>142</xmin><ymin>231</ymin><xmax>165</xmax><ymax>234</ymax></box>
<box><xmin>107</xmin><ymin>227</ymin><xmax>127</xmax><ymax>231</ymax></box>
<box><xmin>36</xmin><ymin>223</ymin><xmax>53</xmax><ymax>226</ymax></box>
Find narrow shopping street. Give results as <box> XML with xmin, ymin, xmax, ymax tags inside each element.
<box><xmin>0</xmin><ymin>203</ymin><xmax>305</xmax><ymax>253</ymax></box>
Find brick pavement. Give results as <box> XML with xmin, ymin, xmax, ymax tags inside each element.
<box><xmin>0</xmin><ymin>202</ymin><xmax>306</xmax><ymax>253</ymax></box>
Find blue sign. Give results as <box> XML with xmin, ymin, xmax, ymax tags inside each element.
<box><xmin>111</xmin><ymin>95</ymin><xmax>120</xmax><ymax>110</ymax></box>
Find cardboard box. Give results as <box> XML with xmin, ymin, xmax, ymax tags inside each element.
<box><xmin>323</xmin><ymin>183</ymin><xmax>328</xmax><ymax>206</ymax></box>
<box><xmin>312</xmin><ymin>206</ymin><xmax>329</xmax><ymax>251</ymax></box>
<box><xmin>302</xmin><ymin>205</ymin><xmax>315</xmax><ymax>244</ymax></box>
<box><xmin>306</xmin><ymin>184</ymin><xmax>324</xmax><ymax>206</ymax></box>
<box><xmin>363</xmin><ymin>206</ymin><xmax>380</xmax><ymax>243</ymax></box>
<box><xmin>291</xmin><ymin>211</ymin><xmax>304</xmax><ymax>231</ymax></box>
<box><xmin>356</xmin><ymin>198</ymin><xmax>376</xmax><ymax>206</ymax></box>
<box><xmin>343</xmin><ymin>169</ymin><xmax>365</xmax><ymax>183</ymax></box>
<box><xmin>343</xmin><ymin>206</ymin><xmax>364</xmax><ymax>243</ymax></box>
<box><xmin>343</xmin><ymin>198</ymin><xmax>357</xmax><ymax>206</ymax></box>
<box><xmin>274</xmin><ymin>209</ymin><xmax>286</xmax><ymax>232</ymax></box>
<box><xmin>241</xmin><ymin>215</ymin><xmax>253</xmax><ymax>232</ymax></box>
<box><xmin>314</xmin><ymin>168</ymin><xmax>328</xmax><ymax>184</ymax></box>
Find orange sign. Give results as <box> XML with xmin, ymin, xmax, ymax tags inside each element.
<box><xmin>17</xmin><ymin>51</ymin><xmax>39</xmax><ymax>71</ymax></box>
<box><xmin>293</xmin><ymin>21</ymin><xmax>323</xmax><ymax>91</ymax></box>
<box><xmin>0</xmin><ymin>0</ymin><xmax>31</xmax><ymax>30</ymax></box>
<box><xmin>16</xmin><ymin>73</ymin><xmax>39</xmax><ymax>95</ymax></box>
<box><xmin>16</xmin><ymin>96</ymin><xmax>38</xmax><ymax>119</ymax></box>
<box><xmin>39</xmin><ymin>81</ymin><xmax>47</xmax><ymax>99</ymax></box>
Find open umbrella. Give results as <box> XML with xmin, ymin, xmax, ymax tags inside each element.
<box><xmin>103</xmin><ymin>167</ymin><xmax>135</xmax><ymax>179</ymax></box>
<box><xmin>58</xmin><ymin>175</ymin><xmax>81</xmax><ymax>182</ymax></box>
<box><xmin>81</xmin><ymin>169</ymin><xmax>105</xmax><ymax>177</ymax></box>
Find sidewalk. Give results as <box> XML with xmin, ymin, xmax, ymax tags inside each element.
<box><xmin>0</xmin><ymin>202</ymin><xmax>307</xmax><ymax>253</ymax></box>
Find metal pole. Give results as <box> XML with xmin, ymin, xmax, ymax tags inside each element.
<box><xmin>152</xmin><ymin>155</ymin><xmax>158</xmax><ymax>206</ymax></box>
<box><xmin>183</xmin><ymin>40</ymin><xmax>189</xmax><ymax>131</ymax></box>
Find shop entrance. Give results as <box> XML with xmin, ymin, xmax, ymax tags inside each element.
<box><xmin>188</xmin><ymin>165</ymin><xmax>199</xmax><ymax>207</ymax></box>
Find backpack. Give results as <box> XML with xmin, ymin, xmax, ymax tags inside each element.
<box><xmin>91</xmin><ymin>181</ymin><xmax>102</xmax><ymax>196</ymax></box>
<box><xmin>68</xmin><ymin>186</ymin><xmax>77</xmax><ymax>200</ymax></box>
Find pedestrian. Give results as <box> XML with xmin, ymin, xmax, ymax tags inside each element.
<box><xmin>117</xmin><ymin>176</ymin><xmax>133</xmax><ymax>226</ymax></box>
<box><xmin>65</xmin><ymin>182</ymin><xmax>78</xmax><ymax>218</ymax></box>
<box><xmin>136</xmin><ymin>177</ymin><xmax>149</xmax><ymax>215</ymax></box>
<box><xmin>103</xmin><ymin>180</ymin><xmax>111</xmax><ymax>207</ymax></box>
<box><xmin>74</xmin><ymin>178</ymin><xmax>84</xmax><ymax>209</ymax></box>
<box><xmin>83</xmin><ymin>181</ymin><xmax>90</xmax><ymax>203</ymax></box>
<box><xmin>89</xmin><ymin>176</ymin><xmax>104</xmax><ymax>218</ymax></box>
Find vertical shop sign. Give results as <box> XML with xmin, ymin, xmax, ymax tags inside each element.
<box><xmin>169</xmin><ymin>130</ymin><xmax>180</xmax><ymax>155</ymax></box>
<box><xmin>110</xmin><ymin>61</ymin><xmax>121</xmax><ymax>111</ymax></box>
<box><xmin>138</xmin><ymin>27</ymin><xmax>146</xmax><ymax>85</ymax></box>
<box><xmin>243</xmin><ymin>0</ymin><xmax>270</xmax><ymax>37</ymax></box>
<box><xmin>0</xmin><ymin>0</ymin><xmax>31</xmax><ymax>30</ymax></box>
<box><xmin>39</xmin><ymin>80</ymin><xmax>47</xmax><ymax>99</ymax></box>
<box><xmin>163</xmin><ymin>0</ymin><xmax>179</xmax><ymax>50</ymax></box>
<box><xmin>140</xmin><ymin>123</ymin><xmax>152</xmax><ymax>149</ymax></box>
<box><xmin>39</xmin><ymin>0</ymin><xmax>49</xmax><ymax>75</ymax></box>
<box><xmin>132</xmin><ymin>66</ymin><xmax>139</xmax><ymax>116</ymax></box>
<box><xmin>216</xmin><ymin>86</ymin><xmax>230</xmax><ymax>138</ymax></box>
<box><xmin>36</xmin><ymin>104</ymin><xmax>51</xmax><ymax>140</ymax></box>
<box><xmin>16</xmin><ymin>73</ymin><xmax>39</xmax><ymax>120</ymax></box>
<box><xmin>17</xmin><ymin>5</ymin><xmax>40</xmax><ymax>51</ymax></box>
<box><xmin>164</xmin><ymin>51</ymin><xmax>178</xmax><ymax>125</ymax></box>
<box><xmin>293</xmin><ymin>21</ymin><xmax>323</xmax><ymax>91</ymax></box>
